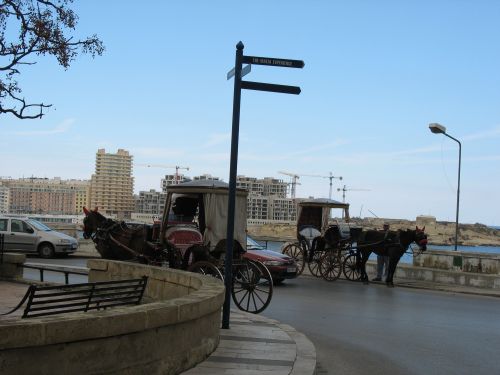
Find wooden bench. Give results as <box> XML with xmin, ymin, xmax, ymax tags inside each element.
<box><xmin>2</xmin><ymin>276</ymin><xmax>148</xmax><ymax>318</ymax></box>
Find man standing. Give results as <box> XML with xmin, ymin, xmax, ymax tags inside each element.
<box><xmin>373</xmin><ymin>223</ymin><xmax>390</xmax><ymax>281</ymax></box>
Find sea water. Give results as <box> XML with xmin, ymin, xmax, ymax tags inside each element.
<box><xmin>257</xmin><ymin>240</ymin><xmax>500</xmax><ymax>264</ymax></box>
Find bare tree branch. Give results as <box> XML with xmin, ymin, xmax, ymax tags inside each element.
<box><xmin>0</xmin><ymin>0</ymin><xmax>104</xmax><ymax>120</ymax></box>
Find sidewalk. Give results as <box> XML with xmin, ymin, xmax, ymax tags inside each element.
<box><xmin>182</xmin><ymin>310</ymin><xmax>316</xmax><ymax>375</ymax></box>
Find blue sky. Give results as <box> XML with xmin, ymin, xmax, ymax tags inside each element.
<box><xmin>1</xmin><ymin>1</ymin><xmax>499</xmax><ymax>225</ymax></box>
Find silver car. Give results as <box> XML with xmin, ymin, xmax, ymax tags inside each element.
<box><xmin>0</xmin><ymin>216</ymin><xmax>78</xmax><ymax>258</ymax></box>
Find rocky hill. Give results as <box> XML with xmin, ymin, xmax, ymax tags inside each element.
<box><xmin>248</xmin><ymin>216</ymin><xmax>500</xmax><ymax>247</ymax></box>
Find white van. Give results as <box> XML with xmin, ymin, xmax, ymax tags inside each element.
<box><xmin>0</xmin><ymin>216</ymin><xmax>78</xmax><ymax>258</ymax></box>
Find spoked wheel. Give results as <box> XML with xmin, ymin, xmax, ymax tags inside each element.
<box><xmin>282</xmin><ymin>243</ymin><xmax>306</xmax><ymax>276</ymax></box>
<box><xmin>307</xmin><ymin>251</ymin><xmax>323</xmax><ymax>277</ymax></box>
<box><xmin>343</xmin><ymin>253</ymin><xmax>362</xmax><ymax>281</ymax></box>
<box><xmin>188</xmin><ymin>261</ymin><xmax>224</xmax><ymax>281</ymax></box>
<box><xmin>319</xmin><ymin>251</ymin><xmax>342</xmax><ymax>282</ymax></box>
<box><xmin>232</xmin><ymin>259</ymin><xmax>273</xmax><ymax>314</ymax></box>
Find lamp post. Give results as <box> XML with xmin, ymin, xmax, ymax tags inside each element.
<box><xmin>429</xmin><ymin>123</ymin><xmax>461</xmax><ymax>251</ymax></box>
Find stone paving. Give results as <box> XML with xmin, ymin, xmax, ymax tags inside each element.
<box><xmin>182</xmin><ymin>310</ymin><xmax>316</xmax><ymax>375</ymax></box>
<box><xmin>0</xmin><ymin>280</ymin><xmax>30</xmax><ymax>319</ymax></box>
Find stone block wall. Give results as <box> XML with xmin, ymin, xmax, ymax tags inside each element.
<box><xmin>0</xmin><ymin>260</ymin><xmax>225</xmax><ymax>375</ymax></box>
<box><xmin>413</xmin><ymin>249</ymin><xmax>500</xmax><ymax>275</ymax></box>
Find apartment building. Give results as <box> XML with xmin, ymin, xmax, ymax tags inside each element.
<box><xmin>0</xmin><ymin>177</ymin><xmax>89</xmax><ymax>215</ymax></box>
<box><xmin>246</xmin><ymin>195</ymin><xmax>269</xmax><ymax>220</ymax></box>
<box><xmin>269</xmin><ymin>198</ymin><xmax>297</xmax><ymax>221</ymax></box>
<box><xmin>160</xmin><ymin>174</ymin><xmax>189</xmax><ymax>192</ymax></box>
<box><xmin>236</xmin><ymin>175</ymin><xmax>295</xmax><ymax>221</ymax></box>
<box><xmin>89</xmin><ymin>149</ymin><xmax>134</xmax><ymax>219</ymax></box>
<box><xmin>0</xmin><ymin>185</ymin><xmax>9</xmax><ymax>213</ymax></box>
<box><xmin>236</xmin><ymin>176</ymin><xmax>287</xmax><ymax>198</ymax></box>
<box><xmin>135</xmin><ymin>189</ymin><xmax>167</xmax><ymax>216</ymax></box>
<box><xmin>193</xmin><ymin>174</ymin><xmax>220</xmax><ymax>182</ymax></box>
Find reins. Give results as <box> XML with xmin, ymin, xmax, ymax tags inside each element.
<box><xmin>407</xmin><ymin>243</ymin><xmax>424</xmax><ymax>256</ymax></box>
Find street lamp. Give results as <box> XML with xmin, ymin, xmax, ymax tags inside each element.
<box><xmin>429</xmin><ymin>123</ymin><xmax>462</xmax><ymax>251</ymax></box>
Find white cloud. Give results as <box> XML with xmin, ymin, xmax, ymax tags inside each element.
<box><xmin>463</xmin><ymin>125</ymin><xmax>500</xmax><ymax>141</ymax></box>
<box><xmin>203</xmin><ymin>133</ymin><xmax>231</xmax><ymax>148</ymax></box>
<box><xmin>11</xmin><ymin>118</ymin><xmax>74</xmax><ymax>136</ymax></box>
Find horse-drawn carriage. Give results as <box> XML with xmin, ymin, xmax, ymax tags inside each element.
<box><xmin>83</xmin><ymin>180</ymin><xmax>273</xmax><ymax>313</ymax></box>
<box><xmin>281</xmin><ymin>198</ymin><xmax>428</xmax><ymax>285</ymax></box>
<box><xmin>282</xmin><ymin>198</ymin><xmax>362</xmax><ymax>281</ymax></box>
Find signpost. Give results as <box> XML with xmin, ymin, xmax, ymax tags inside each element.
<box><xmin>226</xmin><ymin>64</ymin><xmax>251</xmax><ymax>80</ymax></box>
<box><xmin>242</xmin><ymin>55</ymin><xmax>305</xmax><ymax>68</ymax></box>
<box><xmin>223</xmin><ymin>42</ymin><xmax>303</xmax><ymax>329</ymax></box>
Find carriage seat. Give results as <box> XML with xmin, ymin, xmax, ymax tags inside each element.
<box><xmin>298</xmin><ymin>226</ymin><xmax>321</xmax><ymax>250</ymax></box>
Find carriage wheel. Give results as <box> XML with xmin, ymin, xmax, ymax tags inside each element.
<box><xmin>319</xmin><ymin>252</ymin><xmax>342</xmax><ymax>282</ymax></box>
<box><xmin>188</xmin><ymin>261</ymin><xmax>224</xmax><ymax>281</ymax></box>
<box><xmin>282</xmin><ymin>243</ymin><xmax>306</xmax><ymax>276</ymax></box>
<box><xmin>232</xmin><ymin>259</ymin><xmax>273</xmax><ymax>314</ymax></box>
<box><xmin>307</xmin><ymin>251</ymin><xmax>323</xmax><ymax>277</ymax></box>
<box><xmin>343</xmin><ymin>253</ymin><xmax>362</xmax><ymax>281</ymax></box>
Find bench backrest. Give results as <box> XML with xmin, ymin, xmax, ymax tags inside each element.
<box><xmin>22</xmin><ymin>276</ymin><xmax>148</xmax><ymax>318</ymax></box>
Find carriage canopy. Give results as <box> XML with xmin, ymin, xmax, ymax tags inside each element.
<box><xmin>161</xmin><ymin>180</ymin><xmax>248</xmax><ymax>250</ymax></box>
<box><xmin>297</xmin><ymin>198</ymin><xmax>350</xmax><ymax>235</ymax></box>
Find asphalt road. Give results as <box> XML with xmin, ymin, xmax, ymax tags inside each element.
<box><xmin>263</xmin><ymin>276</ymin><xmax>500</xmax><ymax>375</ymax></box>
<box><xmin>23</xmin><ymin>255</ymin><xmax>500</xmax><ymax>375</ymax></box>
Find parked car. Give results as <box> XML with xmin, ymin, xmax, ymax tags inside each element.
<box><xmin>244</xmin><ymin>236</ymin><xmax>298</xmax><ymax>285</ymax></box>
<box><xmin>0</xmin><ymin>216</ymin><xmax>78</xmax><ymax>258</ymax></box>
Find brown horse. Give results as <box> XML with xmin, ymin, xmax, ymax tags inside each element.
<box><xmin>357</xmin><ymin>227</ymin><xmax>428</xmax><ymax>286</ymax></box>
<box><xmin>82</xmin><ymin>207</ymin><xmax>214</xmax><ymax>268</ymax></box>
<box><xmin>82</xmin><ymin>207</ymin><xmax>162</xmax><ymax>262</ymax></box>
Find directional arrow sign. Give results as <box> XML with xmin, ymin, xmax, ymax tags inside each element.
<box><xmin>227</xmin><ymin>64</ymin><xmax>251</xmax><ymax>80</ymax></box>
<box><xmin>241</xmin><ymin>64</ymin><xmax>251</xmax><ymax>78</ymax></box>
<box><xmin>226</xmin><ymin>67</ymin><xmax>235</xmax><ymax>80</ymax></box>
<box><xmin>241</xmin><ymin>81</ymin><xmax>301</xmax><ymax>95</ymax></box>
<box><xmin>242</xmin><ymin>55</ymin><xmax>305</xmax><ymax>68</ymax></box>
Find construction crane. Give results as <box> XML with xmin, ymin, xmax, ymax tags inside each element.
<box><xmin>135</xmin><ymin>163</ymin><xmax>190</xmax><ymax>185</ymax></box>
<box><xmin>337</xmin><ymin>185</ymin><xmax>371</xmax><ymax>203</ymax></box>
<box><xmin>301</xmin><ymin>172</ymin><xmax>343</xmax><ymax>200</ymax></box>
<box><xmin>277</xmin><ymin>171</ymin><xmax>301</xmax><ymax>199</ymax></box>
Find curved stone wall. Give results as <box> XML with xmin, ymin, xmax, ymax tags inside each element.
<box><xmin>0</xmin><ymin>259</ymin><xmax>225</xmax><ymax>375</ymax></box>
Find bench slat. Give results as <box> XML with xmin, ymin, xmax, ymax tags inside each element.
<box><xmin>20</xmin><ymin>276</ymin><xmax>148</xmax><ymax>318</ymax></box>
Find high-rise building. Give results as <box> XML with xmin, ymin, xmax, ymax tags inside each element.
<box><xmin>90</xmin><ymin>149</ymin><xmax>134</xmax><ymax>219</ymax></box>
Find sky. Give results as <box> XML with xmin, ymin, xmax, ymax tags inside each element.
<box><xmin>1</xmin><ymin>1</ymin><xmax>499</xmax><ymax>225</ymax></box>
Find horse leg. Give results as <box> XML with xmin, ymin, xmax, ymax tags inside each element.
<box><xmin>386</xmin><ymin>252</ymin><xmax>401</xmax><ymax>287</ymax></box>
<box><xmin>359</xmin><ymin>250</ymin><xmax>370</xmax><ymax>284</ymax></box>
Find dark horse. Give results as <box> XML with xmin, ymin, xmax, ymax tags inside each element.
<box><xmin>82</xmin><ymin>207</ymin><xmax>211</xmax><ymax>268</ymax></box>
<box><xmin>82</xmin><ymin>207</ymin><xmax>162</xmax><ymax>262</ymax></box>
<box><xmin>357</xmin><ymin>227</ymin><xmax>428</xmax><ymax>286</ymax></box>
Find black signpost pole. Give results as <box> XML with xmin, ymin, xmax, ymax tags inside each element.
<box><xmin>223</xmin><ymin>42</ymin><xmax>303</xmax><ymax>329</ymax></box>
<box><xmin>222</xmin><ymin>41</ymin><xmax>244</xmax><ymax>329</ymax></box>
